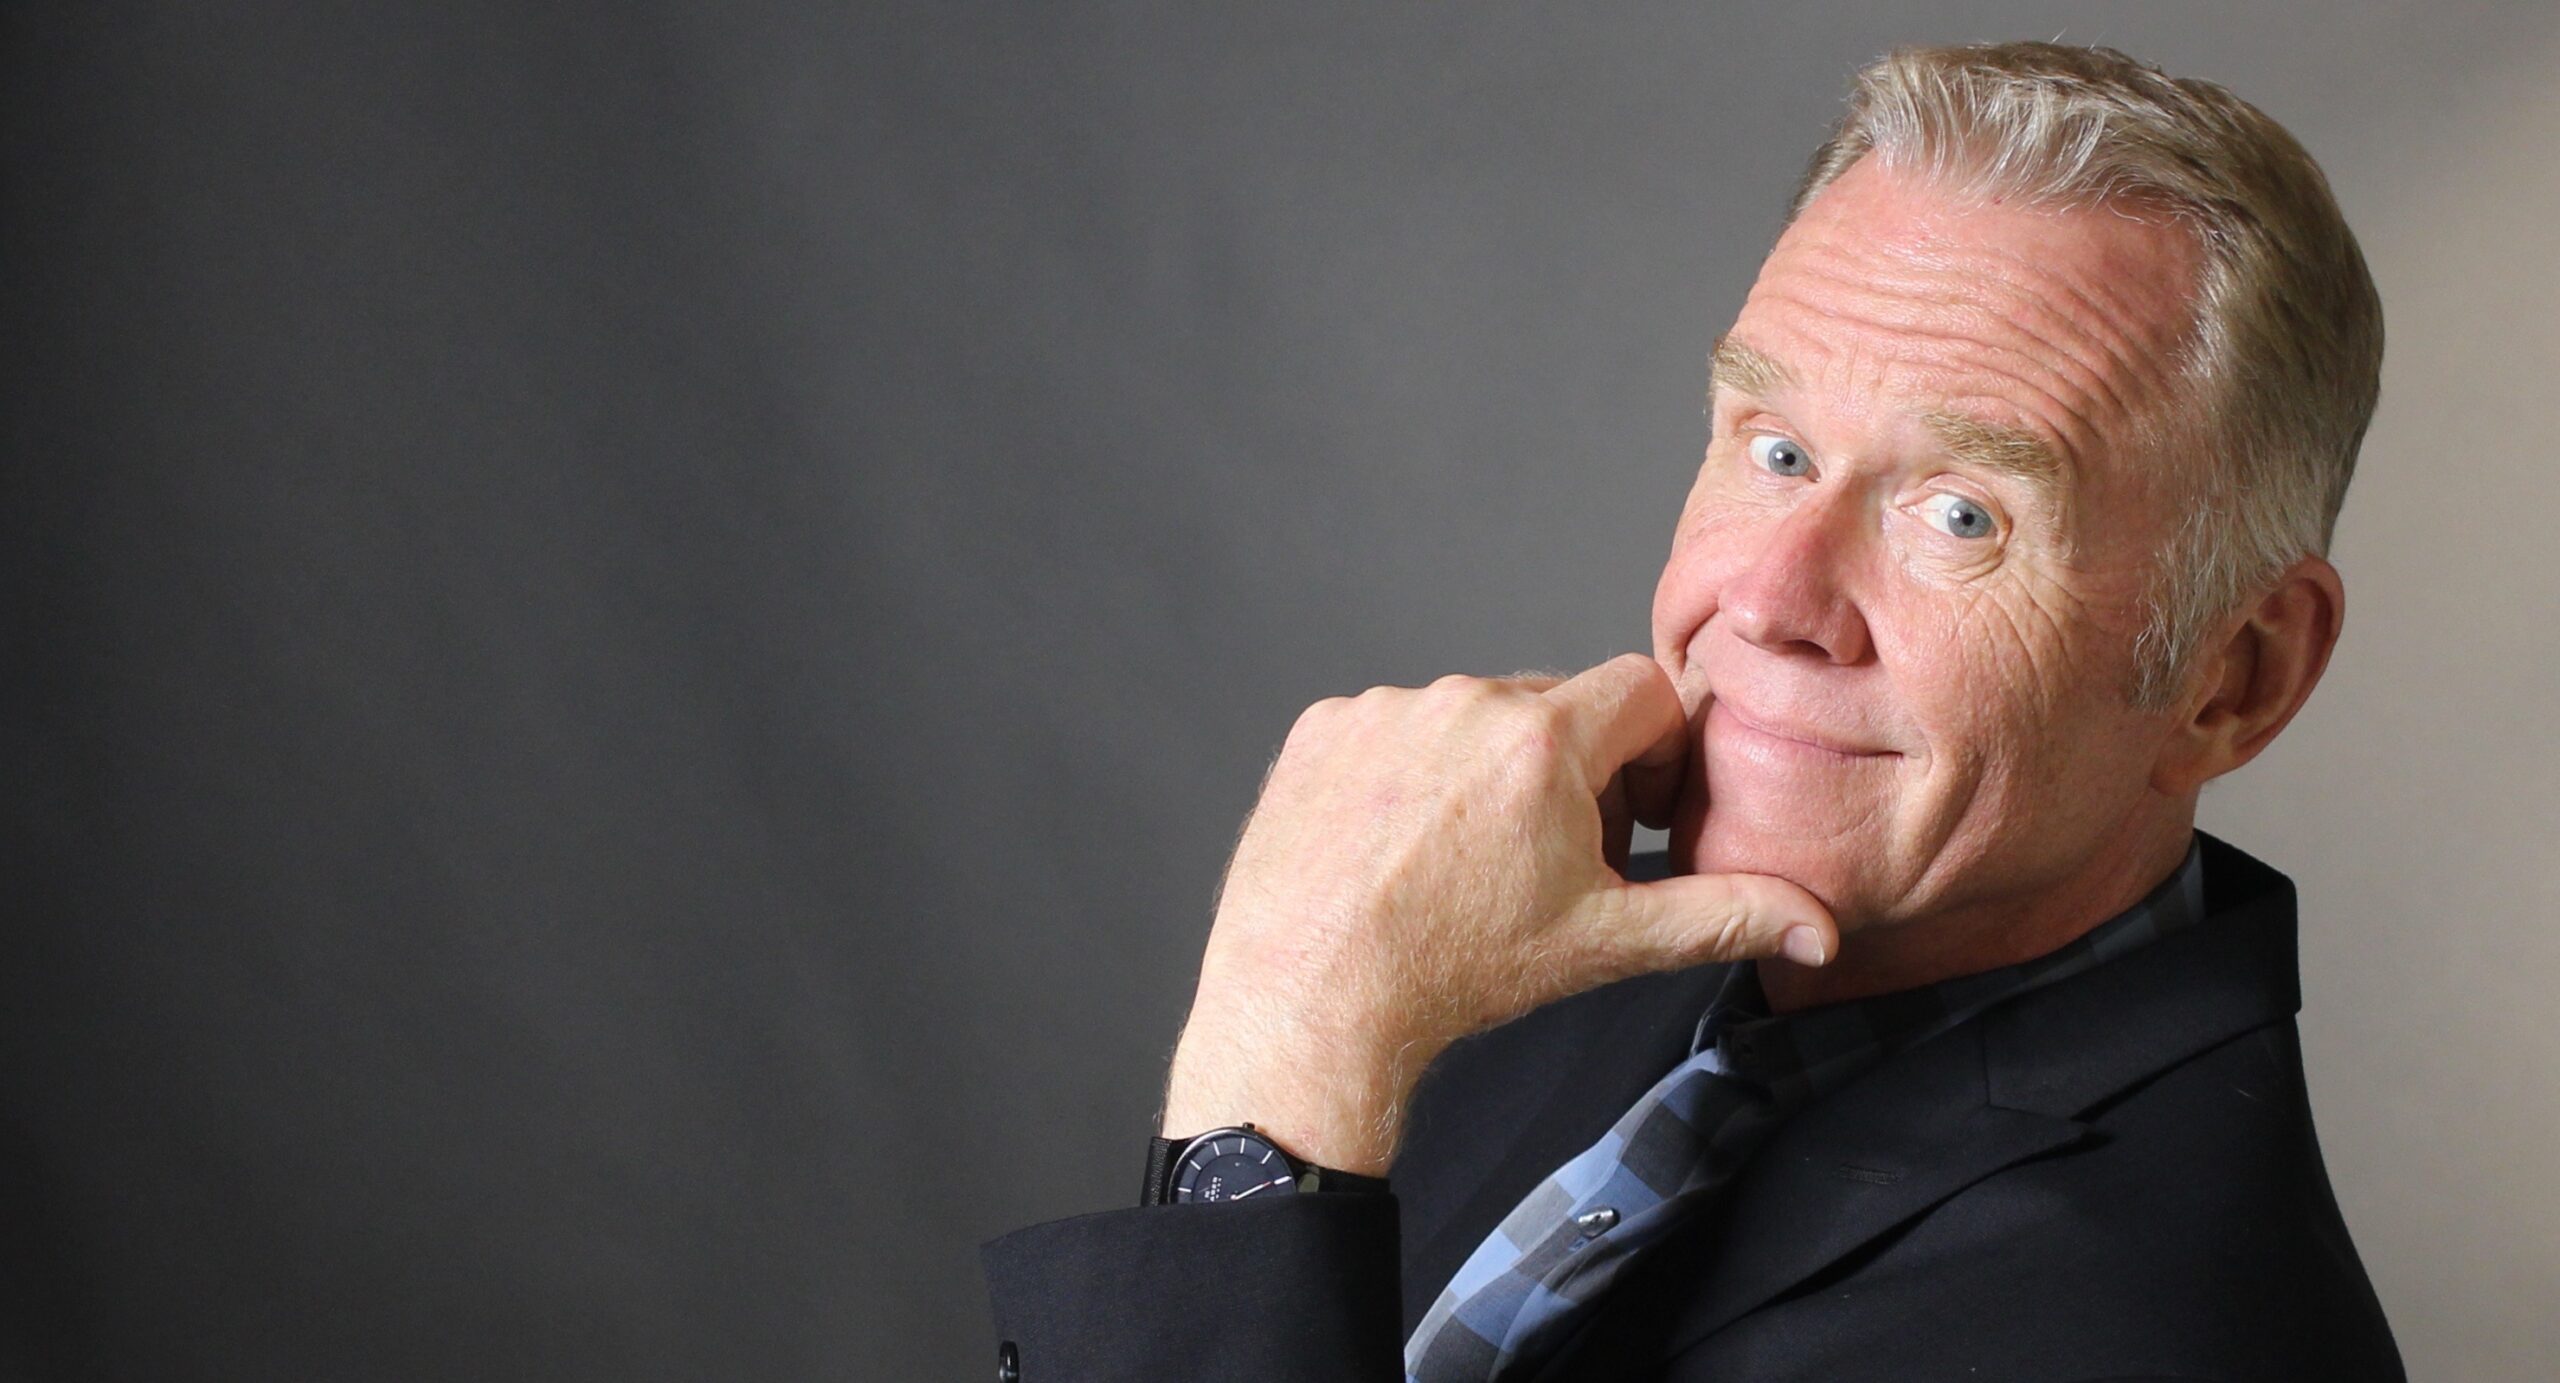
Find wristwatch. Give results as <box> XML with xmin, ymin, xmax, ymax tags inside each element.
<box><xmin>1140</xmin><ymin>1123</ymin><xmax>1391</xmax><ymax>1206</ymax></box>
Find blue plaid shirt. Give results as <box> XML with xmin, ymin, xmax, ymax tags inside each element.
<box><xmin>1404</xmin><ymin>838</ymin><xmax>2210</xmax><ymax>1382</ymax></box>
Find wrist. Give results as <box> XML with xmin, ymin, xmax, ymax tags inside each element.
<box><xmin>1143</xmin><ymin>1122</ymin><xmax>1393</xmax><ymax>1206</ymax></box>
<box><xmin>1159</xmin><ymin>1002</ymin><xmax>1435</xmax><ymax>1177</ymax></box>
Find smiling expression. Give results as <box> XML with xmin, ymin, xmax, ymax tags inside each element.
<box><xmin>1651</xmin><ymin>156</ymin><xmax>2211</xmax><ymax>933</ymax></box>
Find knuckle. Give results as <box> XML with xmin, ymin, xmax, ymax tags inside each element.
<box><xmin>1295</xmin><ymin>694</ymin><xmax>1351</xmax><ymax>725</ymax></box>
<box><xmin>1284</xmin><ymin>695</ymin><xmax>1352</xmax><ymax>742</ymax></box>
<box><xmin>1619</xmin><ymin>886</ymin><xmax>1759</xmax><ymax>969</ymax></box>
<box><xmin>1694</xmin><ymin>909</ymin><xmax>1752</xmax><ymax>961</ymax></box>
<box><xmin>1522</xmin><ymin>696</ymin><xmax>1575</xmax><ymax>748</ymax></box>
<box><xmin>1487</xmin><ymin>702</ymin><xmax>1569</xmax><ymax>774</ymax></box>
<box><xmin>1421</xmin><ymin>672</ymin><xmax>1487</xmax><ymax>704</ymax></box>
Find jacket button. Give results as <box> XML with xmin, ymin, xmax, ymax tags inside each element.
<box><xmin>997</xmin><ymin>1341</ymin><xmax>1019</xmax><ymax>1382</ymax></box>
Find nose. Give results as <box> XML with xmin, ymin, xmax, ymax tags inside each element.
<box><xmin>1717</xmin><ymin>490</ymin><xmax>1874</xmax><ymax>665</ymax></box>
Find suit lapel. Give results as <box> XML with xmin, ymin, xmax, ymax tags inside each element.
<box><xmin>1548</xmin><ymin>1021</ymin><xmax>2086</xmax><ymax>1378</ymax></box>
<box><xmin>1979</xmin><ymin>834</ymin><xmax>2300</xmax><ymax>1121</ymax></box>
<box><xmin>1403</xmin><ymin>835</ymin><xmax>2304</xmax><ymax>1371</ymax></box>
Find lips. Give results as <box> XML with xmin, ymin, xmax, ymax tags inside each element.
<box><xmin>1705</xmin><ymin>697</ymin><xmax>1892</xmax><ymax>759</ymax></box>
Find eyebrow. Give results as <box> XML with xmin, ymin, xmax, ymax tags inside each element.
<box><xmin>1706</xmin><ymin>333</ymin><xmax>1795</xmax><ymax>404</ymax></box>
<box><xmin>1707</xmin><ymin>332</ymin><xmax>2070</xmax><ymax>502</ymax></box>
<box><xmin>1920</xmin><ymin>409</ymin><xmax>2068</xmax><ymax>499</ymax></box>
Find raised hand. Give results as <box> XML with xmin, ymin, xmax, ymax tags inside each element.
<box><xmin>1158</xmin><ymin>653</ymin><xmax>1837</xmax><ymax>1175</ymax></box>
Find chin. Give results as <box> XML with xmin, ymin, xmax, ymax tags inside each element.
<box><xmin>1669</xmin><ymin>794</ymin><xmax>1892</xmax><ymax>930</ymax></box>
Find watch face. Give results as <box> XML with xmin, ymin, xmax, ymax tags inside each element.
<box><xmin>1172</xmin><ymin>1130</ymin><xmax>1299</xmax><ymax>1204</ymax></box>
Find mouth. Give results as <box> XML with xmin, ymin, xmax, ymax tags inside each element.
<box><xmin>1705</xmin><ymin>698</ymin><xmax>1893</xmax><ymax>761</ymax></box>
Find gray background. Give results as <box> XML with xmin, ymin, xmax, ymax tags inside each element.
<box><xmin>4</xmin><ymin>3</ymin><xmax>2554</xmax><ymax>1380</ymax></box>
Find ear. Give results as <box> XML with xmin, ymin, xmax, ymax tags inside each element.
<box><xmin>2150</xmin><ymin>555</ymin><xmax>2345</xmax><ymax>797</ymax></box>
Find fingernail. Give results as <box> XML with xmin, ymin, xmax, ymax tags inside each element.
<box><xmin>1781</xmin><ymin>925</ymin><xmax>1829</xmax><ymax>967</ymax></box>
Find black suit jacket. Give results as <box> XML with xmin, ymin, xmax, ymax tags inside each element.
<box><xmin>983</xmin><ymin>833</ymin><xmax>2402</xmax><ymax>1381</ymax></box>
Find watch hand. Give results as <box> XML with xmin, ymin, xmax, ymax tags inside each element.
<box><xmin>1231</xmin><ymin>1179</ymin><xmax>1279</xmax><ymax>1200</ymax></box>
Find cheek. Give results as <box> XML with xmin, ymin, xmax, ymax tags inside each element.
<box><xmin>1651</xmin><ymin>533</ymin><xmax>1722</xmax><ymax>665</ymax></box>
<box><xmin>1885</xmin><ymin>597</ymin><xmax>2071</xmax><ymax>775</ymax></box>
<box><xmin>1651</xmin><ymin>496</ymin><xmax>1758</xmax><ymax>661</ymax></box>
<box><xmin>1891</xmin><ymin>595</ymin><xmax>2151</xmax><ymax>818</ymax></box>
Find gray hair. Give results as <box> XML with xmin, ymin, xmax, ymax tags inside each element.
<box><xmin>1787</xmin><ymin>42</ymin><xmax>2383</xmax><ymax>709</ymax></box>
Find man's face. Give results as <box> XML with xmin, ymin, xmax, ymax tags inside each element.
<box><xmin>1652</xmin><ymin>157</ymin><xmax>2207</xmax><ymax>931</ymax></box>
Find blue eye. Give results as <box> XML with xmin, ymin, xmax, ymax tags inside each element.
<box><xmin>1920</xmin><ymin>492</ymin><xmax>1997</xmax><ymax>540</ymax></box>
<box><xmin>1748</xmin><ymin>435</ymin><xmax>1811</xmax><ymax>477</ymax></box>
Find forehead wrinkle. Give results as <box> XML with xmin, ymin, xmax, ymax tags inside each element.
<box><xmin>1743</xmin><ymin>283</ymin><xmax>2105</xmax><ymax>468</ymax></box>
<box><xmin>1744</xmin><ymin>260</ymin><xmax>2131</xmax><ymax>468</ymax></box>
<box><xmin>1967</xmin><ymin>303</ymin><xmax>2137</xmax><ymax>451</ymax></box>
<box><xmin>1814</xmin><ymin>254</ymin><xmax>2142</xmax><ymax>437</ymax></box>
<box><xmin>1785</xmin><ymin>224</ymin><xmax>2185</xmax><ymax>448</ymax></box>
<box><xmin>1960</xmin><ymin>270</ymin><xmax>2165</xmax><ymax>438</ymax></box>
<box><xmin>2019</xmin><ymin>262</ymin><xmax>2200</xmax><ymax>444</ymax></box>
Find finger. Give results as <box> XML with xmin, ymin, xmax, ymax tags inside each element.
<box><xmin>1623</xmin><ymin>756</ymin><xmax>1683</xmax><ymax>830</ymax></box>
<box><xmin>1598</xmin><ymin>771</ymin><xmax>1632</xmax><ymax>874</ymax></box>
<box><xmin>1543</xmin><ymin>653</ymin><xmax>1689</xmax><ymax>786</ymax></box>
<box><xmin>1584</xmin><ymin>871</ymin><xmax>1837</xmax><ymax>973</ymax></box>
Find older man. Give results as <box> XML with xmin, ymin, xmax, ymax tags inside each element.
<box><xmin>985</xmin><ymin>41</ymin><xmax>2398</xmax><ymax>1382</ymax></box>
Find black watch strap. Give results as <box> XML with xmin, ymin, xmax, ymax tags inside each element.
<box><xmin>1140</xmin><ymin>1134</ymin><xmax>1180</xmax><ymax>1207</ymax></box>
<box><xmin>1141</xmin><ymin>1124</ymin><xmax>1391</xmax><ymax>1206</ymax></box>
<box><xmin>1303</xmin><ymin>1161</ymin><xmax>1391</xmax><ymax>1196</ymax></box>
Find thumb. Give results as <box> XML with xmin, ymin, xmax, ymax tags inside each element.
<box><xmin>1599</xmin><ymin>871</ymin><xmax>1837</xmax><ymax>972</ymax></box>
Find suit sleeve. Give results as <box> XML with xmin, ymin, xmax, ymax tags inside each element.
<box><xmin>982</xmin><ymin>1192</ymin><xmax>1406</xmax><ymax>1382</ymax></box>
